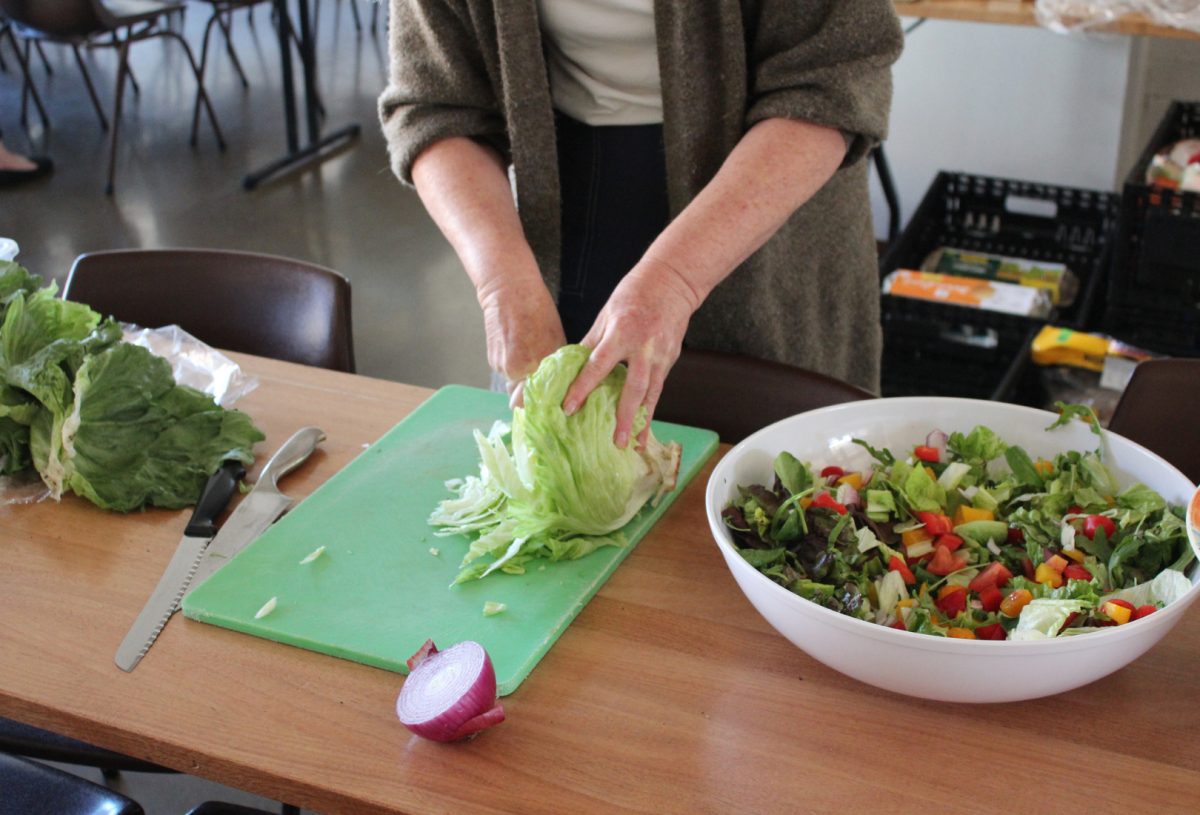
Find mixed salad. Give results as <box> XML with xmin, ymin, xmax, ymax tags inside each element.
<box><xmin>721</xmin><ymin>407</ymin><xmax>1195</xmax><ymax>640</ymax></box>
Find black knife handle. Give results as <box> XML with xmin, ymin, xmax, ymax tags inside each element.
<box><xmin>185</xmin><ymin>460</ymin><xmax>246</xmax><ymax>539</ymax></box>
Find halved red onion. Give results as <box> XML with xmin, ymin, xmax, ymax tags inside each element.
<box><xmin>836</xmin><ymin>482</ymin><xmax>861</xmax><ymax>508</ymax></box>
<box><xmin>396</xmin><ymin>640</ymin><xmax>505</xmax><ymax>742</ymax></box>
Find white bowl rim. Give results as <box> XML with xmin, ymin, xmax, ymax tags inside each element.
<box><xmin>706</xmin><ymin>396</ymin><xmax>1200</xmax><ymax>655</ymax></box>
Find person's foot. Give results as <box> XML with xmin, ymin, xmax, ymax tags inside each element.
<box><xmin>0</xmin><ymin>144</ymin><xmax>53</xmax><ymax>187</ymax></box>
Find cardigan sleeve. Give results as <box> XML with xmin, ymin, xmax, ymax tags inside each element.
<box><xmin>744</xmin><ymin>0</ymin><xmax>903</xmax><ymax>166</ymax></box>
<box><xmin>377</xmin><ymin>0</ymin><xmax>509</xmax><ymax>185</ymax></box>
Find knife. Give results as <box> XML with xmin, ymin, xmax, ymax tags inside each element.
<box><xmin>187</xmin><ymin>426</ymin><xmax>326</xmax><ymax>589</ymax></box>
<box><xmin>115</xmin><ymin>459</ymin><xmax>245</xmax><ymax>672</ymax></box>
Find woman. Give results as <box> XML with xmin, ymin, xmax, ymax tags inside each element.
<box><xmin>380</xmin><ymin>1</ymin><xmax>903</xmax><ymax>446</ymax></box>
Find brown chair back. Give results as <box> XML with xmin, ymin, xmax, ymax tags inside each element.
<box><xmin>1108</xmin><ymin>358</ymin><xmax>1200</xmax><ymax>484</ymax></box>
<box><xmin>0</xmin><ymin>0</ymin><xmax>104</xmax><ymax>38</ymax></box>
<box><xmin>64</xmin><ymin>248</ymin><xmax>356</xmax><ymax>372</ymax></box>
<box><xmin>655</xmin><ymin>348</ymin><xmax>875</xmax><ymax>443</ymax></box>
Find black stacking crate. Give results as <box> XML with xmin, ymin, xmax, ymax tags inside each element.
<box><xmin>1105</xmin><ymin>101</ymin><xmax>1200</xmax><ymax>357</ymax></box>
<box><xmin>879</xmin><ymin>172</ymin><xmax>1118</xmax><ymax>401</ymax></box>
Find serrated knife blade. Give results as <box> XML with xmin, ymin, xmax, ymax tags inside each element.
<box><xmin>187</xmin><ymin>426</ymin><xmax>325</xmax><ymax>590</ymax></box>
<box><xmin>115</xmin><ymin>460</ymin><xmax>245</xmax><ymax>672</ymax></box>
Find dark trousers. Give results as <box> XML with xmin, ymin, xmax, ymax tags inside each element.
<box><xmin>554</xmin><ymin>113</ymin><xmax>669</xmax><ymax>343</ymax></box>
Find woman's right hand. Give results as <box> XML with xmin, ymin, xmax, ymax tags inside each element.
<box><xmin>477</xmin><ymin>274</ymin><xmax>565</xmax><ymax>395</ymax></box>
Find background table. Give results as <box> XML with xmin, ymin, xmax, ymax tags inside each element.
<box><xmin>893</xmin><ymin>0</ymin><xmax>1200</xmax><ymax>41</ymax></box>
<box><xmin>2</xmin><ymin>355</ymin><xmax>1199</xmax><ymax>814</ymax></box>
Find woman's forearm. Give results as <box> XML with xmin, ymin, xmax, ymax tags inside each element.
<box><xmin>641</xmin><ymin>117</ymin><xmax>848</xmax><ymax>306</ymax></box>
<box><xmin>410</xmin><ymin>137</ymin><xmax>542</xmax><ymax>301</ymax></box>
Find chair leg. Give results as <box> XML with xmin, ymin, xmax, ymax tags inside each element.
<box><xmin>371</xmin><ymin>0</ymin><xmax>380</xmax><ymax>33</ymax></box>
<box><xmin>216</xmin><ymin>9</ymin><xmax>250</xmax><ymax>88</ymax></box>
<box><xmin>348</xmin><ymin>0</ymin><xmax>362</xmax><ymax>32</ymax></box>
<box><xmin>163</xmin><ymin>29</ymin><xmax>226</xmax><ymax>151</ymax></box>
<box><xmin>105</xmin><ymin>36</ymin><xmax>133</xmax><ymax>194</ymax></box>
<box><xmin>32</xmin><ymin>39</ymin><xmax>52</xmax><ymax>75</ymax></box>
<box><xmin>11</xmin><ymin>36</ymin><xmax>50</xmax><ymax>130</ymax></box>
<box><xmin>191</xmin><ymin>12</ymin><xmax>223</xmax><ymax>145</ymax></box>
<box><xmin>72</xmin><ymin>45</ymin><xmax>110</xmax><ymax>131</ymax></box>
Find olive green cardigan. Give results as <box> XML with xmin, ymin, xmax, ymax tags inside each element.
<box><xmin>379</xmin><ymin>0</ymin><xmax>903</xmax><ymax>391</ymax></box>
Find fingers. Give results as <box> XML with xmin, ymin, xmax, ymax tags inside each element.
<box><xmin>508</xmin><ymin>379</ymin><xmax>525</xmax><ymax>409</ymax></box>
<box><xmin>562</xmin><ymin>339</ymin><xmax>618</xmax><ymax>417</ymax></box>
<box><xmin>635</xmin><ymin>377</ymin><xmax>665</xmax><ymax>450</ymax></box>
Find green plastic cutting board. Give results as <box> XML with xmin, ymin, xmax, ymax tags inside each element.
<box><xmin>182</xmin><ymin>385</ymin><xmax>718</xmax><ymax>695</ymax></box>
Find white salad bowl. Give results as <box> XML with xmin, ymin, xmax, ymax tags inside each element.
<box><xmin>705</xmin><ymin>397</ymin><xmax>1200</xmax><ymax>703</ymax></box>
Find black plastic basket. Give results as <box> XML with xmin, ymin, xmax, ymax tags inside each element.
<box><xmin>879</xmin><ymin>172</ymin><xmax>1118</xmax><ymax>400</ymax></box>
<box><xmin>1105</xmin><ymin>101</ymin><xmax>1200</xmax><ymax>356</ymax></box>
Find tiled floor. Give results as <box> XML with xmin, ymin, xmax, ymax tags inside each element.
<box><xmin>3</xmin><ymin>2</ymin><xmax>479</xmax><ymax>813</ymax></box>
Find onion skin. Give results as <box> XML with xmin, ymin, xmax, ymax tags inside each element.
<box><xmin>397</xmin><ymin>640</ymin><xmax>504</xmax><ymax>743</ymax></box>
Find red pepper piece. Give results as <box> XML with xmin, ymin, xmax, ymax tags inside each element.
<box><xmin>978</xmin><ymin>585</ymin><xmax>1003</xmax><ymax>613</ymax></box>
<box><xmin>975</xmin><ymin>623</ymin><xmax>1006</xmax><ymax>640</ymax></box>
<box><xmin>915</xmin><ymin>511</ymin><xmax>953</xmax><ymax>536</ymax></box>
<box><xmin>935</xmin><ymin>586</ymin><xmax>967</xmax><ymax>617</ymax></box>
<box><xmin>936</xmin><ymin>533</ymin><xmax>964</xmax><ymax>552</ymax></box>
<box><xmin>1082</xmin><ymin>514</ymin><xmax>1116</xmax><ymax>540</ymax></box>
<box><xmin>811</xmin><ymin>491</ymin><xmax>847</xmax><ymax>515</ymax></box>
<box><xmin>1133</xmin><ymin>605</ymin><xmax>1157</xmax><ymax>620</ymax></box>
<box><xmin>968</xmin><ymin>562</ymin><xmax>1013</xmax><ymax>593</ymax></box>
<box><xmin>819</xmin><ymin>466</ymin><xmax>845</xmax><ymax>480</ymax></box>
<box><xmin>888</xmin><ymin>556</ymin><xmax>916</xmax><ymax>586</ymax></box>
<box><xmin>1062</xmin><ymin>563</ymin><xmax>1093</xmax><ymax>582</ymax></box>
<box><xmin>914</xmin><ymin>445</ymin><xmax>940</xmax><ymax>463</ymax></box>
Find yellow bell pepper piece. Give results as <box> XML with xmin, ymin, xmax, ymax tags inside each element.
<box><xmin>1062</xmin><ymin>548</ymin><xmax>1087</xmax><ymax>564</ymax></box>
<box><xmin>947</xmin><ymin>627</ymin><xmax>977</xmax><ymax>639</ymax></box>
<box><xmin>836</xmin><ymin>472</ymin><xmax>863</xmax><ymax>490</ymax></box>
<box><xmin>901</xmin><ymin>528</ymin><xmax>933</xmax><ymax>548</ymax></box>
<box><xmin>1035</xmin><ymin>562</ymin><xmax>1064</xmax><ymax>589</ymax></box>
<box><xmin>799</xmin><ymin>497</ymin><xmax>812</xmax><ymax>509</ymax></box>
<box><xmin>1101</xmin><ymin>601</ymin><xmax>1132</xmax><ymax>625</ymax></box>
<box><xmin>1034</xmin><ymin>459</ymin><xmax>1055</xmax><ymax>477</ymax></box>
<box><xmin>954</xmin><ymin>505</ymin><xmax>995</xmax><ymax>526</ymax></box>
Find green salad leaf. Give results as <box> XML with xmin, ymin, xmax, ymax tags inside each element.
<box><xmin>0</xmin><ymin>263</ymin><xmax>263</xmax><ymax>511</ymax></box>
<box><xmin>430</xmin><ymin>344</ymin><xmax>682</xmax><ymax>584</ymax></box>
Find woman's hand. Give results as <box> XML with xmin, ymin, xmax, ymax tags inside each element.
<box><xmin>561</xmin><ymin>256</ymin><xmax>701</xmax><ymax>448</ymax></box>
<box><xmin>477</xmin><ymin>274</ymin><xmax>565</xmax><ymax>399</ymax></box>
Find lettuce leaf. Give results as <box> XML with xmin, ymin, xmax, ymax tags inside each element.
<box><xmin>0</xmin><ymin>265</ymin><xmax>263</xmax><ymax>511</ymax></box>
<box><xmin>431</xmin><ymin>345</ymin><xmax>682</xmax><ymax>583</ymax></box>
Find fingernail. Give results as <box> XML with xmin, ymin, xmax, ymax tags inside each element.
<box><xmin>615</xmin><ymin>430</ymin><xmax>629</xmax><ymax>449</ymax></box>
<box><xmin>563</xmin><ymin>399</ymin><xmax>577</xmax><ymax>416</ymax></box>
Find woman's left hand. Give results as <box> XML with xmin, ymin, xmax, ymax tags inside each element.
<box><xmin>562</xmin><ymin>256</ymin><xmax>701</xmax><ymax>449</ymax></box>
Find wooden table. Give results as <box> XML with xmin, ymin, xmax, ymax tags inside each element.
<box><xmin>3</xmin><ymin>354</ymin><xmax>1200</xmax><ymax>814</ymax></box>
<box><xmin>894</xmin><ymin>0</ymin><xmax>1200</xmax><ymax>41</ymax></box>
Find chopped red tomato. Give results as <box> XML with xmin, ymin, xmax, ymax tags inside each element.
<box><xmin>926</xmin><ymin>545</ymin><xmax>967</xmax><ymax>576</ymax></box>
<box><xmin>889</xmin><ymin>618</ymin><xmax>907</xmax><ymax>631</ymax></box>
<box><xmin>968</xmin><ymin>562</ymin><xmax>1013</xmax><ymax>593</ymax></box>
<box><xmin>1082</xmin><ymin>515</ymin><xmax>1116</xmax><ymax>540</ymax></box>
<box><xmin>914</xmin><ymin>445</ymin><xmax>940</xmax><ymax>463</ymax></box>
<box><xmin>811</xmin><ymin>492</ymin><xmax>848</xmax><ymax>515</ymax></box>
<box><xmin>1062</xmin><ymin>563</ymin><xmax>1093</xmax><ymax>582</ymax></box>
<box><xmin>819</xmin><ymin>465</ymin><xmax>845</xmax><ymax>480</ymax></box>
<box><xmin>936</xmin><ymin>533</ymin><xmax>964</xmax><ymax>552</ymax></box>
<box><xmin>1106</xmin><ymin>598</ymin><xmax>1135</xmax><ymax>612</ymax></box>
<box><xmin>978</xmin><ymin>585</ymin><xmax>1003</xmax><ymax>613</ymax></box>
<box><xmin>935</xmin><ymin>586</ymin><xmax>967</xmax><ymax>617</ymax></box>
<box><xmin>914</xmin><ymin>512</ymin><xmax>953</xmax><ymax>536</ymax></box>
<box><xmin>888</xmin><ymin>556</ymin><xmax>916</xmax><ymax>586</ymax></box>
<box><xmin>1133</xmin><ymin>605</ymin><xmax>1157</xmax><ymax>620</ymax></box>
<box><xmin>975</xmin><ymin>623</ymin><xmax>1006</xmax><ymax>640</ymax></box>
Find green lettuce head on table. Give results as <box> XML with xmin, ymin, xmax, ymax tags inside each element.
<box><xmin>430</xmin><ymin>344</ymin><xmax>682</xmax><ymax>583</ymax></box>
<box><xmin>0</xmin><ymin>261</ymin><xmax>263</xmax><ymax>511</ymax></box>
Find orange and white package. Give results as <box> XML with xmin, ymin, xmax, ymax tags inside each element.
<box><xmin>882</xmin><ymin>270</ymin><xmax>1053</xmax><ymax>318</ymax></box>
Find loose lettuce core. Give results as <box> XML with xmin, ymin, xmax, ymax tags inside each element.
<box><xmin>0</xmin><ymin>262</ymin><xmax>264</xmax><ymax>511</ymax></box>
<box><xmin>430</xmin><ymin>344</ymin><xmax>682</xmax><ymax>583</ymax></box>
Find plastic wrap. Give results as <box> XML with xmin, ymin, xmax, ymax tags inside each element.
<box><xmin>1036</xmin><ymin>0</ymin><xmax>1200</xmax><ymax>34</ymax></box>
<box><xmin>122</xmin><ymin>324</ymin><xmax>258</xmax><ymax>407</ymax></box>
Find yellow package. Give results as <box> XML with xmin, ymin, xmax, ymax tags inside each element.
<box><xmin>1031</xmin><ymin>326</ymin><xmax>1110</xmax><ymax>372</ymax></box>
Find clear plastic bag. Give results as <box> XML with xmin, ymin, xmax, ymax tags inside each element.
<box><xmin>122</xmin><ymin>324</ymin><xmax>258</xmax><ymax>407</ymax></box>
<box><xmin>1036</xmin><ymin>0</ymin><xmax>1200</xmax><ymax>34</ymax></box>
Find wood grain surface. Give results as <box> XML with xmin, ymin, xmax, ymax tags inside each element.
<box><xmin>894</xmin><ymin>0</ymin><xmax>1200</xmax><ymax>40</ymax></box>
<box><xmin>2</xmin><ymin>354</ymin><xmax>1199</xmax><ymax>814</ymax></box>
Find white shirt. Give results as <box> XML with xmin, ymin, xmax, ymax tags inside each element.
<box><xmin>537</xmin><ymin>0</ymin><xmax>663</xmax><ymax>126</ymax></box>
